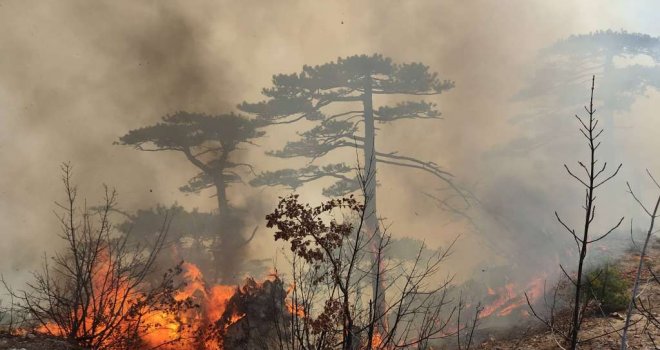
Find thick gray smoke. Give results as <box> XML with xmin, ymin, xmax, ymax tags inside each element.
<box><xmin>0</xmin><ymin>1</ymin><xmax>659</xmax><ymax>294</ymax></box>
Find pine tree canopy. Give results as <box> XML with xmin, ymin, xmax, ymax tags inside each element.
<box><xmin>117</xmin><ymin>111</ymin><xmax>264</xmax><ymax>194</ymax></box>
<box><xmin>239</xmin><ymin>54</ymin><xmax>457</xmax><ymax>197</ymax></box>
<box><xmin>517</xmin><ymin>30</ymin><xmax>660</xmax><ymax>112</ymax></box>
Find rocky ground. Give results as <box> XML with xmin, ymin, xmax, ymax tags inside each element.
<box><xmin>0</xmin><ymin>333</ymin><xmax>78</xmax><ymax>350</ymax></box>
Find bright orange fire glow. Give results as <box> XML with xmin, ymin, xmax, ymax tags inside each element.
<box><xmin>136</xmin><ymin>262</ymin><xmax>249</xmax><ymax>350</ymax></box>
<box><xmin>481</xmin><ymin>276</ymin><xmax>545</xmax><ymax>319</ymax></box>
<box><xmin>286</xmin><ymin>300</ymin><xmax>306</xmax><ymax>318</ymax></box>
<box><xmin>371</xmin><ymin>331</ymin><xmax>383</xmax><ymax>348</ymax></box>
<box><xmin>33</xmin><ymin>251</ymin><xmax>551</xmax><ymax>348</ymax></box>
<box><xmin>35</xmin><ymin>256</ymin><xmax>248</xmax><ymax>350</ymax></box>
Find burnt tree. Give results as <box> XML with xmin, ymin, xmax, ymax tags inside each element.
<box><xmin>558</xmin><ymin>76</ymin><xmax>623</xmax><ymax>349</ymax></box>
<box><xmin>117</xmin><ymin>111</ymin><xmax>264</xmax><ymax>283</ymax></box>
<box><xmin>621</xmin><ymin>172</ymin><xmax>660</xmax><ymax>350</ymax></box>
<box><xmin>526</xmin><ymin>76</ymin><xmax>624</xmax><ymax>349</ymax></box>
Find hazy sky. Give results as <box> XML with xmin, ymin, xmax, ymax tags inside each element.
<box><xmin>1</xmin><ymin>1</ymin><xmax>659</xmax><ymax>287</ymax></box>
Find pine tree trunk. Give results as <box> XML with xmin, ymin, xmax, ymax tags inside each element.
<box><xmin>362</xmin><ymin>75</ymin><xmax>387</xmax><ymax>332</ymax></box>
<box><xmin>213</xmin><ymin>175</ymin><xmax>236</xmax><ymax>283</ymax></box>
<box><xmin>215</xmin><ymin>176</ymin><xmax>229</xmax><ymax>214</ymax></box>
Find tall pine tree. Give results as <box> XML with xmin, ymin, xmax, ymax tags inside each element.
<box><xmin>117</xmin><ymin>111</ymin><xmax>264</xmax><ymax>283</ymax></box>
<box><xmin>240</xmin><ymin>54</ymin><xmax>457</xmax><ymax>323</ymax></box>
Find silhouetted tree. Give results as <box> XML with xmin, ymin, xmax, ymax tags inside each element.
<box><xmin>117</xmin><ymin>112</ymin><xmax>264</xmax><ymax>283</ymax></box>
<box><xmin>117</xmin><ymin>204</ymin><xmax>219</xmax><ymax>246</ymax></box>
<box><xmin>114</xmin><ymin>204</ymin><xmax>269</xmax><ymax>280</ymax></box>
<box><xmin>519</xmin><ymin>30</ymin><xmax>660</xmax><ymax>113</ymax></box>
<box><xmin>509</xmin><ymin>30</ymin><xmax>660</xmax><ymax>161</ymax></box>
<box><xmin>240</xmin><ymin>54</ymin><xmax>458</xmax><ymax>322</ymax></box>
<box><xmin>116</xmin><ymin>204</ymin><xmax>220</xmax><ymax>275</ymax></box>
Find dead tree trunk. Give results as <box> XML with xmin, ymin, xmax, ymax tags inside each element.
<box><xmin>621</xmin><ymin>174</ymin><xmax>660</xmax><ymax>350</ymax></box>
<box><xmin>554</xmin><ymin>76</ymin><xmax>623</xmax><ymax>349</ymax></box>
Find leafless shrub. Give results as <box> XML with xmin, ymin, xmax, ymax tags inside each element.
<box><xmin>455</xmin><ymin>294</ymin><xmax>483</xmax><ymax>350</ymax></box>
<box><xmin>634</xmin><ymin>263</ymin><xmax>660</xmax><ymax>349</ymax></box>
<box><xmin>264</xmin><ymin>170</ymin><xmax>457</xmax><ymax>350</ymax></box>
<box><xmin>2</xmin><ymin>163</ymin><xmax>195</xmax><ymax>350</ymax></box>
<box><xmin>0</xmin><ymin>290</ymin><xmax>31</xmax><ymax>335</ymax></box>
<box><xmin>623</xmin><ymin>172</ymin><xmax>660</xmax><ymax>349</ymax></box>
<box><xmin>525</xmin><ymin>76</ymin><xmax>624</xmax><ymax>350</ymax></box>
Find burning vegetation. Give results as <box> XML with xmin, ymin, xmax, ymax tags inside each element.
<box><xmin>0</xmin><ymin>165</ymin><xmax>291</xmax><ymax>350</ymax></box>
<box><xmin>0</xmin><ymin>163</ymin><xmax>458</xmax><ymax>349</ymax></box>
<box><xmin>0</xmin><ymin>162</ymin><xmax>571</xmax><ymax>350</ymax></box>
<box><xmin>1</xmin><ymin>46</ymin><xmax>660</xmax><ymax>350</ymax></box>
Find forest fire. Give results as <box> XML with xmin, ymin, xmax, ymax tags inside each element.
<box><xmin>3</xmin><ymin>3</ymin><xmax>660</xmax><ymax>348</ymax></box>
<box><xmin>139</xmin><ymin>262</ymin><xmax>245</xmax><ymax>350</ymax></box>
<box><xmin>34</xmin><ymin>256</ymin><xmax>274</xmax><ymax>350</ymax></box>
<box><xmin>480</xmin><ymin>276</ymin><xmax>546</xmax><ymax>319</ymax></box>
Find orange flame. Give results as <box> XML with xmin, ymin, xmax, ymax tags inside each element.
<box><xmin>371</xmin><ymin>331</ymin><xmax>383</xmax><ymax>348</ymax></box>
<box><xmin>480</xmin><ymin>276</ymin><xmax>546</xmax><ymax>319</ymax></box>
<box><xmin>286</xmin><ymin>300</ymin><xmax>306</xmax><ymax>318</ymax></box>
<box><xmin>35</xmin><ymin>255</ymin><xmax>249</xmax><ymax>350</ymax></box>
<box><xmin>141</xmin><ymin>262</ymin><xmax>244</xmax><ymax>349</ymax></box>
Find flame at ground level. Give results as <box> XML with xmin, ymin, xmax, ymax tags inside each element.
<box><xmin>480</xmin><ymin>276</ymin><xmax>546</xmax><ymax>319</ymax></box>
<box><xmin>140</xmin><ymin>262</ymin><xmax>245</xmax><ymax>349</ymax></box>
<box><xmin>36</xmin><ymin>261</ymin><xmax>252</xmax><ymax>350</ymax></box>
<box><xmin>32</xmin><ymin>254</ymin><xmax>550</xmax><ymax>349</ymax></box>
